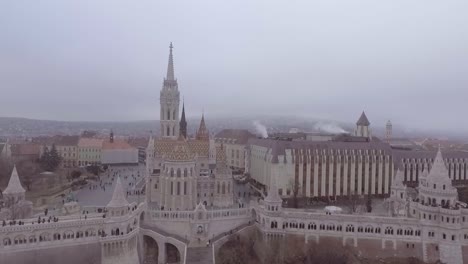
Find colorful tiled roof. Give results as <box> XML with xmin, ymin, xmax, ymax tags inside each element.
<box><xmin>154</xmin><ymin>139</ymin><xmax>209</xmax><ymax>158</ymax></box>
<box><xmin>166</xmin><ymin>140</ymin><xmax>195</xmax><ymax>162</ymax></box>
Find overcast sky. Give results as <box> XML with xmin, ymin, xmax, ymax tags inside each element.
<box><xmin>1</xmin><ymin>1</ymin><xmax>468</xmax><ymax>132</ymax></box>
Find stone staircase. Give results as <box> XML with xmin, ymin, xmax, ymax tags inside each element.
<box><xmin>186</xmin><ymin>247</ymin><xmax>213</xmax><ymax>264</ymax></box>
<box><xmin>439</xmin><ymin>243</ymin><xmax>463</xmax><ymax>264</ymax></box>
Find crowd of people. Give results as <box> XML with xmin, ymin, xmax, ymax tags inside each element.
<box><xmin>79</xmin><ymin>165</ymin><xmax>146</xmax><ymax>204</ymax></box>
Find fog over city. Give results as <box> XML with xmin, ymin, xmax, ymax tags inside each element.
<box><xmin>1</xmin><ymin>1</ymin><xmax>468</xmax><ymax>133</ymax></box>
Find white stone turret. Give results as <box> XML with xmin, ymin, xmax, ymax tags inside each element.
<box><xmin>107</xmin><ymin>177</ymin><xmax>130</xmax><ymax>217</ymax></box>
<box><xmin>418</xmin><ymin>148</ymin><xmax>458</xmax><ymax>208</ymax></box>
<box><xmin>391</xmin><ymin>169</ymin><xmax>407</xmax><ymax>201</ymax></box>
<box><xmin>264</xmin><ymin>174</ymin><xmax>282</xmax><ymax>212</ymax></box>
<box><xmin>160</xmin><ymin>42</ymin><xmax>180</xmax><ymax>139</ymax></box>
<box><xmin>3</xmin><ymin>165</ymin><xmax>26</xmax><ymax>205</ymax></box>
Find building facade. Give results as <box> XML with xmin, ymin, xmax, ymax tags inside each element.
<box><xmin>78</xmin><ymin>138</ymin><xmax>103</xmax><ymax>166</ymax></box>
<box><xmin>214</xmin><ymin>129</ymin><xmax>255</xmax><ymax>172</ymax></box>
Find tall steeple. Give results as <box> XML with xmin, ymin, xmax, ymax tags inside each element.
<box><xmin>160</xmin><ymin>42</ymin><xmax>180</xmax><ymax>139</ymax></box>
<box><xmin>166</xmin><ymin>42</ymin><xmax>175</xmax><ymax>81</ymax></box>
<box><xmin>179</xmin><ymin>100</ymin><xmax>187</xmax><ymax>138</ymax></box>
<box><xmin>196</xmin><ymin>113</ymin><xmax>209</xmax><ymax>141</ymax></box>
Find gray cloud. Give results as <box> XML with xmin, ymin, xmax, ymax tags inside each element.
<box><xmin>1</xmin><ymin>0</ymin><xmax>468</xmax><ymax>133</ymax></box>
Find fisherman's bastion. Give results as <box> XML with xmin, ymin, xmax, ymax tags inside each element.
<box><xmin>1</xmin><ymin>45</ymin><xmax>468</xmax><ymax>264</ymax></box>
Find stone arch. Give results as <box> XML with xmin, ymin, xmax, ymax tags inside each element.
<box><xmin>14</xmin><ymin>234</ymin><xmax>27</xmax><ymax>245</ymax></box>
<box><xmin>64</xmin><ymin>230</ymin><xmax>74</xmax><ymax>239</ymax></box>
<box><xmin>251</xmin><ymin>208</ymin><xmax>257</xmax><ymax>222</ymax></box>
<box><xmin>166</xmin><ymin>243</ymin><xmax>181</xmax><ymax>263</ymax></box>
<box><xmin>140</xmin><ymin>211</ymin><xmax>145</xmax><ymax>223</ymax></box>
<box><xmin>3</xmin><ymin>237</ymin><xmax>11</xmax><ymax>246</ymax></box>
<box><xmin>143</xmin><ymin>235</ymin><xmax>159</xmax><ymax>264</ymax></box>
<box><xmin>85</xmin><ymin>228</ymin><xmax>96</xmax><ymax>237</ymax></box>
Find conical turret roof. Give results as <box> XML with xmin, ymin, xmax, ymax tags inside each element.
<box><xmin>107</xmin><ymin>177</ymin><xmax>129</xmax><ymax>208</ymax></box>
<box><xmin>357</xmin><ymin>111</ymin><xmax>370</xmax><ymax>126</ymax></box>
<box><xmin>427</xmin><ymin>148</ymin><xmax>451</xmax><ymax>186</ymax></box>
<box><xmin>3</xmin><ymin>165</ymin><xmax>25</xmax><ymax>195</ymax></box>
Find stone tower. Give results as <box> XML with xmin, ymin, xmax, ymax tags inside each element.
<box><xmin>160</xmin><ymin>42</ymin><xmax>180</xmax><ymax>139</ymax></box>
<box><xmin>386</xmin><ymin>120</ymin><xmax>392</xmax><ymax>141</ymax></box>
<box><xmin>355</xmin><ymin>111</ymin><xmax>371</xmax><ymax>138</ymax></box>
<box><xmin>213</xmin><ymin>144</ymin><xmax>234</xmax><ymax>208</ymax></box>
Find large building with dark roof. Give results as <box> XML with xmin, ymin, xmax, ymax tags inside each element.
<box><xmin>247</xmin><ymin>114</ymin><xmax>468</xmax><ymax>200</ymax></box>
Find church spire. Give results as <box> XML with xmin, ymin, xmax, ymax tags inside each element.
<box><xmin>179</xmin><ymin>101</ymin><xmax>187</xmax><ymax>138</ymax></box>
<box><xmin>166</xmin><ymin>42</ymin><xmax>175</xmax><ymax>81</ymax></box>
<box><xmin>196</xmin><ymin>113</ymin><xmax>209</xmax><ymax>141</ymax></box>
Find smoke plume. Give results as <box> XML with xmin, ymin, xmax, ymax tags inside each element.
<box><xmin>253</xmin><ymin>121</ymin><xmax>268</xmax><ymax>138</ymax></box>
<box><xmin>313</xmin><ymin>121</ymin><xmax>348</xmax><ymax>134</ymax></box>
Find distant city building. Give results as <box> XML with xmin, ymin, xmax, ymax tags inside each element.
<box><xmin>386</xmin><ymin>120</ymin><xmax>392</xmax><ymax>142</ymax></box>
<box><xmin>77</xmin><ymin>138</ymin><xmax>103</xmax><ymax>166</ymax></box>
<box><xmin>101</xmin><ymin>131</ymin><xmax>138</xmax><ymax>165</ymax></box>
<box><xmin>34</xmin><ymin>135</ymin><xmax>80</xmax><ymax>167</ymax></box>
<box><xmin>214</xmin><ymin>129</ymin><xmax>256</xmax><ymax>172</ymax></box>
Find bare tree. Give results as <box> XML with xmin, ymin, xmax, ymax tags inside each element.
<box><xmin>345</xmin><ymin>191</ymin><xmax>365</xmax><ymax>214</ymax></box>
<box><xmin>4</xmin><ymin>196</ymin><xmax>27</xmax><ymax>220</ymax></box>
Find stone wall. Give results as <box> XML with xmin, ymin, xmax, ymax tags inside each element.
<box><xmin>0</xmin><ymin>242</ymin><xmax>101</xmax><ymax>264</ymax></box>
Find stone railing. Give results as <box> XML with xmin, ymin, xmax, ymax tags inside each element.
<box><xmin>146</xmin><ymin>207</ymin><xmax>251</xmax><ymax>222</ymax></box>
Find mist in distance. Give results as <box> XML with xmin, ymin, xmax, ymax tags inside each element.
<box><xmin>1</xmin><ymin>1</ymin><xmax>468</xmax><ymax>135</ymax></box>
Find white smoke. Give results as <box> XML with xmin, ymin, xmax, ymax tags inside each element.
<box><xmin>313</xmin><ymin>121</ymin><xmax>348</xmax><ymax>134</ymax></box>
<box><xmin>253</xmin><ymin>121</ymin><xmax>268</xmax><ymax>138</ymax></box>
